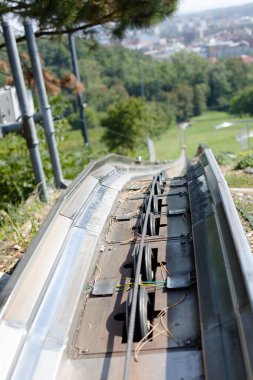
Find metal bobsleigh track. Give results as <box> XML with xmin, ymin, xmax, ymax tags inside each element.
<box><xmin>0</xmin><ymin>145</ymin><xmax>252</xmax><ymax>380</ymax></box>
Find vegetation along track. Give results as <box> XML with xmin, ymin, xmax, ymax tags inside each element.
<box><xmin>0</xmin><ymin>145</ymin><xmax>252</xmax><ymax>380</ymax></box>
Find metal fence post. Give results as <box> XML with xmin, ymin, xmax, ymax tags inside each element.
<box><xmin>24</xmin><ymin>21</ymin><xmax>65</xmax><ymax>189</ymax></box>
<box><xmin>2</xmin><ymin>20</ymin><xmax>48</xmax><ymax>201</ymax></box>
<box><xmin>68</xmin><ymin>33</ymin><xmax>89</xmax><ymax>146</ymax></box>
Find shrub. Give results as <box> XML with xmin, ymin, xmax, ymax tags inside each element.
<box><xmin>236</xmin><ymin>154</ymin><xmax>253</xmax><ymax>169</ymax></box>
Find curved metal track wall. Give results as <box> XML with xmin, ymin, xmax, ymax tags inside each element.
<box><xmin>0</xmin><ymin>152</ymin><xmax>187</xmax><ymax>380</ymax></box>
<box><xmin>0</xmin><ymin>146</ymin><xmax>252</xmax><ymax>380</ymax></box>
<box><xmin>188</xmin><ymin>145</ymin><xmax>253</xmax><ymax>380</ymax></box>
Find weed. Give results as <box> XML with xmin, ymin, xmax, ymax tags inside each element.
<box><xmin>0</xmin><ymin>189</ymin><xmax>60</xmax><ymax>247</ymax></box>
<box><xmin>225</xmin><ymin>172</ymin><xmax>253</xmax><ymax>188</ymax></box>
<box><xmin>215</xmin><ymin>152</ymin><xmax>236</xmax><ymax>166</ymax></box>
<box><xmin>236</xmin><ymin>154</ymin><xmax>253</xmax><ymax>169</ymax></box>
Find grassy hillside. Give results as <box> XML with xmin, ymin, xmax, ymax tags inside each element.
<box><xmin>154</xmin><ymin>111</ymin><xmax>253</xmax><ymax>160</ymax></box>
<box><xmin>1</xmin><ymin>110</ymin><xmax>253</xmax><ymax>212</ymax></box>
<box><xmin>1</xmin><ymin>110</ymin><xmax>253</xmax><ymax>258</ymax></box>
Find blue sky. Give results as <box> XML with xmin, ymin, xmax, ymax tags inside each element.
<box><xmin>178</xmin><ymin>0</ymin><xmax>253</xmax><ymax>14</ymax></box>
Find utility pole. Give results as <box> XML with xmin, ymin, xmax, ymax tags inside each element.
<box><xmin>2</xmin><ymin>20</ymin><xmax>48</xmax><ymax>201</ymax></box>
<box><xmin>134</xmin><ymin>34</ymin><xmax>145</xmax><ymax>99</ymax></box>
<box><xmin>136</xmin><ymin>50</ymin><xmax>145</xmax><ymax>99</ymax></box>
<box><xmin>68</xmin><ymin>33</ymin><xmax>89</xmax><ymax>146</ymax></box>
<box><xmin>24</xmin><ymin>20</ymin><xmax>65</xmax><ymax>189</ymax></box>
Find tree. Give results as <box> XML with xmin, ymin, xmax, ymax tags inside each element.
<box><xmin>102</xmin><ymin>97</ymin><xmax>146</xmax><ymax>154</ymax></box>
<box><xmin>207</xmin><ymin>61</ymin><xmax>231</xmax><ymax>109</ymax></box>
<box><xmin>143</xmin><ymin>101</ymin><xmax>175</xmax><ymax>136</ymax></box>
<box><xmin>169</xmin><ymin>84</ymin><xmax>194</xmax><ymax>122</ymax></box>
<box><xmin>0</xmin><ymin>0</ymin><xmax>179</xmax><ymax>38</ymax></box>
<box><xmin>170</xmin><ymin>51</ymin><xmax>209</xmax><ymax>88</ymax></box>
<box><xmin>230</xmin><ymin>86</ymin><xmax>253</xmax><ymax>116</ymax></box>
<box><xmin>193</xmin><ymin>84</ymin><xmax>208</xmax><ymax>116</ymax></box>
<box><xmin>224</xmin><ymin>58</ymin><xmax>250</xmax><ymax>94</ymax></box>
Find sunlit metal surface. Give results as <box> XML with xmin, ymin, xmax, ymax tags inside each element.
<box><xmin>0</xmin><ymin>147</ymin><xmax>252</xmax><ymax>380</ymax></box>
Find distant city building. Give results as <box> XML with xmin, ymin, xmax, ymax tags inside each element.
<box><xmin>240</xmin><ymin>54</ymin><xmax>253</xmax><ymax>64</ymax></box>
<box><xmin>96</xmin><ymin>4</ymin><xmax>253</xmax><ymax>61</ymax></box>
<box><xmin>207</xmin><ymin>39</ymin><xmax>251</xmax><ymax>58</ymax></box>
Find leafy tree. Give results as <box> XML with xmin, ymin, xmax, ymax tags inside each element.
<box><xmin>0</xmin><ymin>0</ymin><xmax>179</xmax><ymax>38</ymax></box>
<box><xmin>224</xmin><ymin>58</ymin><xmax>251</xmax><ymax>94</ymax></box>
<box><xmin>193</xmin><ymin>84</ymin><xmax>208</xmax><ymax>116</ymax></box>
<box><xmin>85</xmin><ymin>106</ymin><xmax>101</xmax><ymax>129</ymax></box>
<box><xmin>169</xmin><ymin>84</ymin><xmax>194</xmax><ymax>122</ymax></box>
<box><xmin>94</xmin><ymin>84</ymin><xmax>128</xmax><ymax>112</ymax></box>
<box><xmin>143</xmin><ymin>101</ymin><xmax>175</xmax><ymax>136</ymax></box>
<box><xmin>230</xmin><ymin>86</ymin><xmax>253</xmax><ymax>116</ymax></box>
<box><xmin>102</xmin><ymin>97</ymin><xmax>146</xmax><ymax>154</ymax></box>
<box><xmin>207</xmin><ymin>61</ymin><xmax>231</xmax><ymax>109</ymax></box>
<box><xmin>170</xmin><ymin>51</ymin><xmax>209</xmax><ymax>87</ymax></box>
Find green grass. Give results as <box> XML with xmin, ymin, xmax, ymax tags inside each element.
<box><xmin>2</xmin><ymin>110</ymin><xmax>253</xmax><ymax>250</ymax></box>
<box><xmin>1</xmin><ymin>110</ymin><xmax>252</xmax><ymax>166</ymax></box>
<box><xmin>0</xmin><ymin>189</ymin><xmax>60</xmax><ymax>246</ymax></box>
<box><xmin>58</xmin><ymin>127</ymin><xmax>106</xmax><ymax>154</ymax></box>
<box><xmin>235</xmin><ymin>201</ymin><xmax>253</xmax><ymax>228</ymax></box>
<box><xmin>57</xmin><ymin>126</ymin><xmax>150</xmax><ymax>161</ymax></box>
<box><xmin>2</xmin><ymin>110</ymin><xmax>250</xmax><ymax>165</ymax></box>
<box><xmin>225</xmin><ymin>172</ymin><xmax>253</xmax><ymax>188</ymax></box>
<box><xmin>154</xmin><ymin>124</ymin><xmax>181</xmax><ymax>161</ymax></box>
<box><xmin>154</xmin><ymin>111</ymin><xmax>253</xmax><ymax>161</ymax></box>
<box><xmin>0</xmin><ymin>126</ymin><xmax>108</xmax><ymax>161</ymax></box>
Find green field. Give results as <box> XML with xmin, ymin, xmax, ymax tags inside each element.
<box><xmin>154</xmin><ymin>111</ymin><xmax>253</xmax><ymax>161</ymax></box>
<box><xmin>1</xmin><ymin>110</ymin><xmax>251</xmax><ymax>164</ymax></box>
<box><xmin>58</xmin><ymin>127</ymin><xmax>106</xmax><ymax>156</ymax></box>
<box><xmin>0</xmin><ymin>109</ymin><xmax>253</xmax><ymax>196</ymax></box>
<box><xmin>58</xmin><ymin>111</ymin><xmax>253</xmax><ymax>164</ymax></box>
<box><xmin>1</xmin><ymin>110</ymin><xmax>253</xmax><ymax>247</ymax></box>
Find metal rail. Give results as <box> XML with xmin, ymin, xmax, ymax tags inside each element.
<box><xmin>123</xmin><ymin>174</ymin><xmax>158</xmax><ymax>380</ymax></box>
